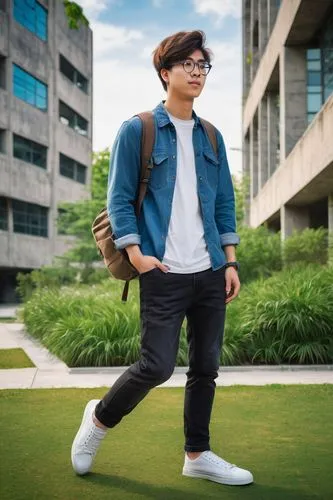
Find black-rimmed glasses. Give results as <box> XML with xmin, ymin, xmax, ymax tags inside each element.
<box><xmin>177</xmin><ymin>59</ymin><xmax>212</xmax><ymax>76</ymax></box>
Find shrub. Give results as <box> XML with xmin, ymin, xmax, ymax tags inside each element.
<box><xmin>236</xmin><ymin>226</ymin><xmax>282</xmax><ymax>284</ymax></box>
<box><xmin>22</xmin><ymin>264</ymin><xmax>333</xmax><ymax>367</ymax></box>
<box><xmin>224</xmin><ymin>264</ymin><xmax>333</xmax><ymax>365</ymax></box>
<box><xmin>283</xmin><ymin>227</ymin><xmax>328</xmax><ymax>266</ymax></box>
<box><xmin>17</xmin><ymin>266</ymin><xmax>110</xmax><ymax>301</ymax></box>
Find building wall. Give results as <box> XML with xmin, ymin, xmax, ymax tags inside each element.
<box><xmin>242</xmin><ymin>0</ymin><xmax>333</xmax><ymax>240</ymax></box>
<box><xmin>0</xmin><ymin>0</ymin><xmax>93</xmax><ymax>293</ymax></box>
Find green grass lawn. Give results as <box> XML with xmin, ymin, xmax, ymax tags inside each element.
<box><xmin>1</xmin><ymin>385</ymin><xmax>332</xmax><ymax>500</ymax></box>
<box><xmin>0</xmin><ymin>348</ymin><xmax>35</xmax><ymax>369</ymax></box>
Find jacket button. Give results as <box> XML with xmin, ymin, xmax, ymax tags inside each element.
<box><xmin>172</xmin><ymin>155</ymin><xmax>176</xmax><ymax>159</ymax></box>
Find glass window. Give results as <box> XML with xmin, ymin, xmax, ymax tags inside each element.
<box><xmin>13</xmin><ymin>134</ymin><xmax>47</xmax><ymax>168</ymax></box>
<box><xmin>0</xmin><ymin>129</ymin><xmax>6</xmax><ymax>153</ymax></box>
<box><xmin>0</xmin><ymin>56</ymin><xmax>6</xmax><ymax>89</ymax></box>
<box><xmin>59</xmin><ymin>153</ymin><xmax>87</xmax><ymax>184</ymax></box>
<box><xmin>307</xmin><ymin>93</ymin><xmax>322</xmax><ymax>113</ymax></box>
<box><xmin>321</xmin><ymin>11</ymin><xmax>333</xmax><ymax>104</ymax></box>
<box><xmin>12</xmin><ymin>199</ymin><xmax>48</xmax><ymax>237</ymax></box>
<box><xmin>307</xmin><ymin>49</ymin><xmax>323</xmax><ymax>124</ymax></box>
<box><xmin>59</xmin><ymin>101</ymin><xmax>88</xmax><ymax>136</ymax></box>
<box><xmin>307</xmin><ymin>49</ymin><xmax>321</xmax><ymax>60</ymax></box>
<box><xmin>59</xmin><ymin>55</ymin><xmax>88</xmax><ymax>93</ymax></box>
<box><xmin>13</xmin><ymin>64</ymin><xmax>48</xmax><ymax>111</ymax></box>
<box><xmin>307</xmin><ymin>71</ymin><xmax>321</xmax><ymax>86</ymax></box>
<box><xmin>13</xmin><ymin>0</ymin><xmax>48</xmax><ymax>41</ymax></box>
<box><xmin>0</xmin><ymin>197</ymin><xmax>8</xmax><ymax>231</ymax></box>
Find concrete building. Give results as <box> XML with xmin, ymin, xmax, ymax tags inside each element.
<box><xmin>0</xmin><ymin>0</ymin><xmax>93</xmax><ymax>302</ymax></box>
<box><xmin>242</xmin><ymin>0</ymin><xmax>333</xmax><ymax>243</ymax></box>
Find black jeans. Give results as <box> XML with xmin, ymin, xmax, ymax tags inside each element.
<box><xmin>95</xmin><ymin>266</ymin><xmax>226</xmax><ymax>452</ymax></box>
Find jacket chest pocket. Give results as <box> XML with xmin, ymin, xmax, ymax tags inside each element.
<box><xmin>203</xmin><ymin>149</ymin><xmax>219</xmax><ymax>188</ymax></box>
<box><xmin>149</xmin><ymin>151</ymin><xmax>169</xmax><ymax>189</ymax></box>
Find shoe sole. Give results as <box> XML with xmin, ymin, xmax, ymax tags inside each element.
<box><xmin>182</xmin><ymin>468</ymin><xmax>253</xmax><ymax>486</ymax></box>
<box><xmin>71</xmin><ymin>399</ymin><xmax>100</xmax><ymax>475</ymax></box>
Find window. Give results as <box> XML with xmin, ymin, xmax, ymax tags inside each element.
<box><xmin>59</xmin><ymin>101</ymin><xmax>88</xmax><ymax>136</ymax></box>
<box><xmin>59</xmin><ymin>153</ymin><xmax>87</xmax><ymax>184</ymax></box>
<box><xmin>13</xmin><ymin>134</ymin><xmax>47</xmax><ymax>169</ymax></box>
<box><xmin>0</xmin><ymin>129</ymin><xmax>6</xmax><ymax>153</ymax></box>
<box><xmin>13</xmin><ymin>64</ymin><xmax>48</xmax><ymax>111</ymax></box>
<box><xmin>13</xmin><ymin>0</ymin><xmax>47</xmax><ymax>41</ymax></box>
<box><xmin>321</xmin><ymin>11</ymin><xmax>333</xmax><ymax>102</ymax></box>
<box><xmin>0</xmin><ymin>197</ymin><xmax>8</xmax><ymax>231</ymax></box>
<box><xmin>307</xmin><ymin>49</ymin><xmax>323</xmax><ymax>124</ymax></box>
<box><xmin>12</xmin><ymin>200</ymin><xmax>48</xmax><ymax>237</ymax></box>
<box><xmin>0</xmin><ymin>0</ymin><xmax>7</xmax><ymax>12</ymax></box>
<box><xmin>59</xmin><ymin>55</ymin><xmax>88</xmax><ymax>93</ymax></box>
<box><xmin>0</xmin><ymin>56</ymin><xmax>6</xmax><ymax>89</ymax></box>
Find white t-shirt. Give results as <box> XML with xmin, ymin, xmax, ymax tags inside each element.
<box><xmin>162</xmin><ymin>113</ymin><xmax>212</xmax><ymax>274</ymax></box>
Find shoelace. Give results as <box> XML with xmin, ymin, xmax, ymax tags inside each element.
<box><xmin>82</xmin><ymin>427</ymin><xmax>105</xmax><ymax>456</ymax></box>
<box><xmin>203</xmin><ymin>452</ymin><xmax>236</xmax><ymax>469</ymax></box>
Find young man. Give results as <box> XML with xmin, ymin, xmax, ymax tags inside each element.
<box><xmin>71</xmin><ymin>30</ymin><xmax>253</xmax><ymax>487</ymax></box>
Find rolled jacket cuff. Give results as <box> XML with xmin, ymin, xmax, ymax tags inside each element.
<box><xmin>114</xmin><ymin>233</ymin><xmax>141</xmax><ymax>250</ymax></box>
<box><xmin>220</xmin><ymin>232</ymin><xmax>240</xmax><ymax>247</ymax></box>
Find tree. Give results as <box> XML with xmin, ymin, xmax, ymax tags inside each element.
<box><xmin>63</xmin><ymin>1</ymin><xmax>89</xmax><ymax>29</ymax></box>
<box><xmin>57</xmin><ymin>150</ymin><xmax>109</xmax><ymax>265</ymax></box>
<box><xmin>233</xmin><ymin>174</ymin><xmax>249</xmax><ymax>228</ymax></box>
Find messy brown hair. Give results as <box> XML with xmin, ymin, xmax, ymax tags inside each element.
<box><xmin>152</xmin><ymin>30</ymin><xmax>212</xmax><ymax>91</ymax></box>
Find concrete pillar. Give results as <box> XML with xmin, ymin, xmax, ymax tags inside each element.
<box><xmin>243</xmin><ymin>0</ymin><xmax>252</xmax><ymax>99</ymax></box>
<box><xmin>280</xmin><ymin>204</ymin><xmax>310</xmax><ymax>240</ymax></box>
<box><xmin>267</xmin><ymin>0</ymin><xmax>280</xmax><ymax>35</ymax></box>
<box><xmin>250</xmin><ymin>120</ymin><xmax>259</xmax><ymax>199</ymax></box>
<box><xmin>258</xmin><ymin>96</ymin><xmax>268</xmax><ymax>187</ymax></box>
<box><xmin>280</xmin><ymin>46</ymin><xmax>307</xmax><ymax>161</ymax></box>
<box><xmin>267</xmin><ymin>91</ymin><xmax>279</xmax><ymax>176</ymax></box>
<box><xmin>259</xmin><ymin>0</ymin><xmax>268</xmax><ymax>57</ymax></box>
<box><xmin>242</xmin><ymin>132</ymin><xmax>251</xmax><ymax>225</ymax></box>
<box><xmin>250</xmin><ymin>0</ymin><xmax>259</xmax><ymax>82</ymax></box>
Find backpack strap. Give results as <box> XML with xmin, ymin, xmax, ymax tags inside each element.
<box><xmin>121</xmin><ymin>111</ymin><xmax>155</xmax><ymax>302</ymax></box>
<box><xmin>135</xmin><ymin>111</ymin><xmax>155</xmax><ymax>217</ymax></box>
<box><xmin>200</xmin><ymin>118</ymin><xmax>218</xmax><ymax>157</ymax></box>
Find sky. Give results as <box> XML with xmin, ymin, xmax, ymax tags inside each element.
<box><xmin>76</xmin><ymin>0</ymin><xmax>242</xmax><ymax>175</ymax></box>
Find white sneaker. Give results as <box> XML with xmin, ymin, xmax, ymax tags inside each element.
<box><xmin>71</xmin><ymin>399</ymin><xmax>107</xmax><ymax>475</ymax></box>
<box><xmin>182</xmin><ymin>451</ymin><xmax>253</xmax><ymax>486</ymax></box>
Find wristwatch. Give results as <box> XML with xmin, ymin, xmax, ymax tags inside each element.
<box><xmin>224</xmin><ymin>261</ymin><xmax>240</xmax><ymax>272</ymax></box>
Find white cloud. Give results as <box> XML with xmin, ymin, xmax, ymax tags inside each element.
<box><xmin>90</xmin><ymin>22</ymin><xmax>144</xmax><ymax>59</ymax></box>
<box><xmin>75</xmin><ymin>0</ymin><xmax>108</xmax><ymax>20</ymax></box>
<box><xmin>193</xmin><ymin>0</ymin><xmax>241</xmax><ymax>24</ymax></box>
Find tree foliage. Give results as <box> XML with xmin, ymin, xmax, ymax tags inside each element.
<box><xmin>57</xmin><ymin>150</ymin><xmax>109</xmax><ymax>265</ymax></box>
<box><xmin>63</xmin><ymin>1</ymin><xmax>89</xmax><ymax>29</ymax></box>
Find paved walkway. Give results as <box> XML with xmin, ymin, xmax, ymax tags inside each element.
<box><xmin>1</xmin><ymin>322</ymin><xmax>333</xmax><ymax>389</ymax></box>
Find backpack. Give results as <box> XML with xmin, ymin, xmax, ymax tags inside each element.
<box><xmin>91</xmin><ymin>111</ymin><xmax>218</xmax><ymax>302</ymax></box>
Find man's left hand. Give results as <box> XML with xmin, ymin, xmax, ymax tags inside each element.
<box><xmin>225</xmin><ymin>266</ymin><xmax>241</xmax><ymax>304</ymax></box>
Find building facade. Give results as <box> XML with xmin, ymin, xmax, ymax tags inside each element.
<box><xmin>0</xmin><ymin>0</ymin><xmax>93</xmax><ymax>302</ymax></box>
<box><xmin>242</xmin><ymin>0</ymin><xmax>333</xmax><ymax>242</ymax></box>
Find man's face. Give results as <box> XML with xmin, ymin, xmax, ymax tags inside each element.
<box><xmin>161</xmin><ymin>49</ymin><xmax>209</xmax><ymax>100</ymax></box>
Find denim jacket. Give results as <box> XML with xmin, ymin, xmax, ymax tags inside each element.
<box><xmin>107</xmin><ymin>101</ymin><xmax>240</xmax><ymax>271</ymax></box>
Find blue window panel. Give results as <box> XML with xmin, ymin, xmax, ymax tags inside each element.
<box><xmin>13</xmin><ymin>64</ymin><xmax>48</xmax><ymax>111</ymax></box>
<box><xmin>13</xmin><ymin>0</ymin><xmax>48</xmax><ymax>41</ymax></box>
<box><xmin>307</xmin><ymin>60</ymin><xmax>321</xmax><ymax>71</ymax></box>
<box><xmin>307</xmin><ymin>49</ymin><xmax>321</xmax><ymax>60</ymax></box>
<box><xmin>36</xmin><ymin>95</ymin><xmax>46</xmax><ymax>110</ymax></box>
<box><xmin>36</xmin><ymin>81</ymin><xmax>46</xmax><ymax>98</ymax></box>
<box><xmin>307</xmin><ymin>85</ymin><xmax>322</xmax><ymax>93</ymax></box>
<box><xmin>307</xmin><ymin>93</ymin><xmax>322</xmax><ymax>113</ymax></box>
<box><xmin>307</xmin><ymin>71</ymin><xmax>321</xmax><ymax>86</ymax></box>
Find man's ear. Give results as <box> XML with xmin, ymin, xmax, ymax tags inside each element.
<box><xmin>160</xmin><ymin>68</ymin><xmax>169</xmax><ymax>85</ymax></box>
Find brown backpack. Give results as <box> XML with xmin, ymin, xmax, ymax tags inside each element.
<box><xmin>92</xmin><ymin>111</ymin><xmax>217</xmax><ymax>302</ymax></box>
